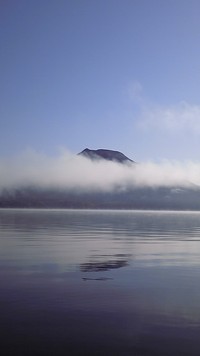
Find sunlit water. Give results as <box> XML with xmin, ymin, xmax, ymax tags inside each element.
<box><xmin>1</xmin><ymin>209</ymin><xmax>200</xmax><ymax>355</ymax></box>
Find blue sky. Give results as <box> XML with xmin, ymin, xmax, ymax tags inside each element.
<box><xmin>1</xmin><ymin>0</ymin><xmax>200</xmax><ymax>162</ymax></box>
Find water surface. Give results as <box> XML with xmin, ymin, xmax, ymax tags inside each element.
<box><xmin>1</xmin><ymin>209</ymin><xmax>200</xmax><ymax>355</ymax></box>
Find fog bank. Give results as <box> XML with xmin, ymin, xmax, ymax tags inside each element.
<box><xmin>0</xmin><ymin>150</ymin><xmax>200</xmax><ymax>192</ymax></box>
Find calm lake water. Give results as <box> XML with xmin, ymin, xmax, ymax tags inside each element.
<box><xmin>1</xmin><ymin>209</ymin><xmax>200</xmax><ymax>355</ymax></box>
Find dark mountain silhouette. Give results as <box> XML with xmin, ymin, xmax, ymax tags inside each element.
<box><xmin>79</xmin><ymin>148</ymin><xmax>134</xmax><ymax>163</ymax></box>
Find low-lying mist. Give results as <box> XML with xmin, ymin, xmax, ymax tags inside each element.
<box><xmin>0</xmin><ymin>150</ymin><xmax>200</xmax><ymax>192</ymax></box>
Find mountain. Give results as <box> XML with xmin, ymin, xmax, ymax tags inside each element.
<box><xmin>78</xmin><ymin>148</ymin><xmax>134</xmax><ymax>163</ymax></box>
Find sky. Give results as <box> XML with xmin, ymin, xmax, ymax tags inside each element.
<box><xmin>1</xmin><ymin>0</ymin><xmax>200</xmax><ymax>163</ymax></box>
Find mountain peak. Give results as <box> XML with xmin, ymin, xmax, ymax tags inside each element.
<box><xmin>78</xmin><ymin>148</ymin><xmax>134</xmax><ymax>164</ymax></box>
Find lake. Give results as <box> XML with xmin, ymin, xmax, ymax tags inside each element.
<box><xmin>1</xmin><ymin>209</ymin><xmax>200</xmax><ymax>355</ymax></box>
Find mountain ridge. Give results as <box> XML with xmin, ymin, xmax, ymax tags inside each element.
<box><xmin>78</xmin><ymin>148</ymin><xmax>134</xmax><ymax>163</ymax></box>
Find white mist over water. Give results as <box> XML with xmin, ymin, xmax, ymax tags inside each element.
<box><xmin>0</xmin><ymin>149</ymin><xmax>200</xmax><ymax>191</ymax></box>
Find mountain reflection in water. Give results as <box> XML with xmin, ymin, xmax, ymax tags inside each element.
<box><xmin>80</xmin><ymin>254</ymin><xmax>130</xmax><ymax>272</ymax></box>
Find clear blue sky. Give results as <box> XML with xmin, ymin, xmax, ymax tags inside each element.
<box><xmin>1</xmin><ymin>0</ymin><xmax>200</xmax><ymax>161</ymax></box>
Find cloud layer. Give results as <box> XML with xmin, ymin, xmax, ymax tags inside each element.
<box><xmin>0</xmin><ymin>150</ymin><xmax>200</xmax><ymax>192</ymax></box>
